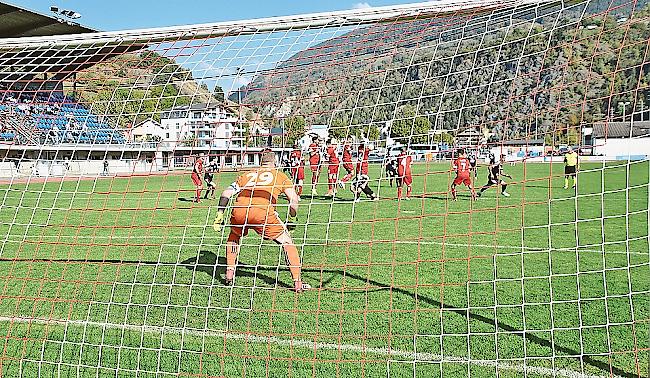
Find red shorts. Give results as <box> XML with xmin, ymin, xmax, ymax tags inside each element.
<box><xmin>453</xmin><ymin>175</ymin><xmax>472</xmax><ymax>187</ymax></box>
<box><xmin>191</xmin><ymin>172</ymin><xmax>202</xmax><ymax>186</ymax></box>
<box><xmin>292</xmin><ymin>167</ymin><xmax>305</xmax><ymax>181</ymax></box>
<box><xmin>328</xmin><ymin>164</ymin><xmax>339</xmax><ymax>175</ymax></box>
<box><xmin>310</xmin><ymin>164</ymin><xmax>320</xmax><ymax>172</ymax></box>
<box><xmin>229</xmin><ymin>206</ymin><xmax>285</xmax><ymax>240</ymax></box>
<box><xmin>399</xmin><ymin>175</ymin><xmax>413</xmax><ymax>186</ymax></box>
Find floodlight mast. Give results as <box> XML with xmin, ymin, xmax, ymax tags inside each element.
<box><xmin>49</xmin><ymin>5</ymin><xmax>82</xmax><ymax>20</ymax></box>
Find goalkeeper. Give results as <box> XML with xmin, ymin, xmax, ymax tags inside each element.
<box><xmin>212</xmin><ymin>149</ymin><xmax>310</xmax><ymax>292</ymax></box>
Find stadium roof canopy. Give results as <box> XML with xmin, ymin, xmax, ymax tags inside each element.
<box><xmin>0</xmin><ymin>2</ymin><xmax>147</xmax><ymax>80</ymax></box>
<box><xmin>0</xmin><ymin>2</ymin><xmax>97</xmax><ymax>38</ymax></box>
<box><xmin>592</xmin><ymin>121</ymin><xmax>650</xmax><ymax>138</ymax></box>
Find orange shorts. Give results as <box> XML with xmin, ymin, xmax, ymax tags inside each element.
<box><xmin>228</xmin><ymin>206</ymin><xmax>286</xmax><ymax>240</ymax></box>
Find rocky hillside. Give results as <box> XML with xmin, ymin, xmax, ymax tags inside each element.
<box><xmin>66</xmin><ymin>52</ymin><xmax>217</xmax><ymax>127</ymax></box>
<box><xmin>234</xmin><ymin>0</ymin><xmax>650</xmax><ymax>142</ymax></box>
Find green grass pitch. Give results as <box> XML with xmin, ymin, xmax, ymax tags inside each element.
<box><xmin>0</xmin><ymin>161</ymin><xmax>648</xmax><ymax>378</ymax></box>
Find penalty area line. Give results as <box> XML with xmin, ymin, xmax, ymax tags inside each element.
<box><xmin>0</xmin><ymin>316</ymin><xmax>621</xmax><ymax>378</ymax></box>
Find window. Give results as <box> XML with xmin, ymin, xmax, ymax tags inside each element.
<box><xmin>165</xmin><ymin>133</ymin><xmax>169</xmax><ymax>139</ymax></box>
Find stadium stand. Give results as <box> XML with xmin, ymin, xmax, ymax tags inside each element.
<box><xmin>0</xmin><ymin>2</ymin><xmax>140</xmax><ymax>146</ymax></box>
<box><xmin>0</xmin><ymin>96</ymin><xmax>125</xmax><ymax>145</ymax></box>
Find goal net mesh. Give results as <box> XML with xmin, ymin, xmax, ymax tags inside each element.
<box><xmin>0</xmin><ymin>0</ymin><xmax>648</xmax><ymax>377</ymax></box>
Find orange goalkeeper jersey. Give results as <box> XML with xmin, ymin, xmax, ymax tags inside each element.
<box><xmin>231</xmin><ymin>168</ymin><xmax>293</xmax><ymax>209</ymax></box>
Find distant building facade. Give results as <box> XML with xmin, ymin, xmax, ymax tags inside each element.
<box><xmin>130</xmin><ymin>118</ymin><xmax>165</xmax><ymax>142</ymax></box>
<box><xmin>160</xmin><ymin>103</ymin><xmax>244</xmax><ymax>148</ymax></box>
<box><xmin>297</xmin><ymin>124</ymin><xmax>328</xmax><ymax>150</ymax></box>
<box><xmin>455</xmin><ymin>126</ymin><xmax>485</xmax><ymax>148</ymax></box>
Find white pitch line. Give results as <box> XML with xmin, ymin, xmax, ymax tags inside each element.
<box><xmin>0</xmin><ymin>316</ymin><xmax>624</xmax><ymax>378</ymax></box>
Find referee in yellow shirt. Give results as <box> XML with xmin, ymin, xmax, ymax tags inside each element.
<box><xmin>564</xmin><ymin>147</ymin><xmax>579</xmax><ymax>189</ymax></box>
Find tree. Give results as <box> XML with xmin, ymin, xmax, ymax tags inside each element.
<box><xmin>544</xmin><ymin>133</ymin><xmax>554</xmax><ymax>146</ymax></box>
<box><xmin>390</xmin><ymin>105</ymin><xmax>430</xmax><ymax>144</ymax></box>
<box><xmin>329</xmin><ymin>118</ymin><xmax>349</xmax><ymax>140</ymax></box>
<box><xmin>390</xmin><ymin>105</ymin><xmax>416</xmax><ymax>142</ymax></box>
<box><xmin>433</xmin><ymin>132</ymin><xmax>454</xmax><ymax>145</ymax></box>
<box><xmin>412</xmin><ymin>116</ymin><xmax>431</xmax><ymax>144</ymax></box>
<box><xmin>567</xmin><ymin>127</ymin><xmax>580</xmax><ymax>145</ymax></box>
<box><xmin>241</xmin><ymin>122</ymin><xmax>252</xmax><ymax>146</ymax></box>
<box><xmin>284</xmin><ymin>116</ymin><xmax>306</xmax><ymax>146</ymax></box>
<box><xmin>213</xmin><ymin>86</ymin><xmax>225</xmax><ymax>102</ymax></box>
<box><xmin>567</xmin><ymin>112</ymin><xmax>580</xmax><ymax>127</ymax></box>
<box><xmin>365</xmin><ymin>124</ymin><xmax>380</xmax><ymax>141</ymax></box>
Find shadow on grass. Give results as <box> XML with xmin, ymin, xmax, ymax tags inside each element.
<box><xmin>180</xmin><ymin>250</ymin><xmax>292</xmax><ymax>288</ymax></box>
<box><xmin>0</xmin><ymin>252</ymin><xmax>633</xmax><ymax>378</ymax></box>
<box><xmin>183</xmin><ymin>250</ymin><xmax>635</xmax><ymax>378</ymax></box>
<box><xmin>418</xmin><ymin>195</ymin><xmax>453</xmax><ymax>201</ymax></box>
<box><xmin>304</xmin><ymin>194</ymin><xmax>356</xmax><ymax>202</ymax></box>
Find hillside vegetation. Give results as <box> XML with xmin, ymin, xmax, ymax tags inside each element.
<box><xmin>236</xmin><ymin>1</ymin><xmax>650</xmax><ymax>143</ymax></box>
<box><xmin>68</xmin><ymin>52</ymin><xmax>218</xmax><ymax>127</ymax></box>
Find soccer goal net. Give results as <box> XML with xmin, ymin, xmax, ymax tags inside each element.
<box><xmin>0</xmin><ymin>0</ymin><xmax>648</xmax><ymax>377</ymax></box>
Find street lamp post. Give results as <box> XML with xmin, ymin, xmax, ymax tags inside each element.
<box><xmin>618</xmin><ymin>101</ymin><xmax>631</xmax><ymax>122</ymax></box>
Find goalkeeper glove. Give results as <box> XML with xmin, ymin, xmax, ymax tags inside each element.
<box><xmin>213</xmin><ymin>211</ymin><xmax>225</xmax><ymax>233</ymax></box>
<box><xmin>287</xmin><ymin>215</ymin><xmax>298</xmax><ymax>231</ymax></box>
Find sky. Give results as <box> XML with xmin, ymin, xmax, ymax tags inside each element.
<box><xmin>6</xmin><ymin>0</ymin><xmax>421</xmax><ymax>31</ymax></box>
<box><xmin>6</xmin><ymin>0</ymin><xmax>425</xmax><ymax>95</ymax></box>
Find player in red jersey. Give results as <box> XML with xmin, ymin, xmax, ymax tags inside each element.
<box><xmin>191</xmin><ymin>153</ymin><xmax>205</xmax><ymax>203</ymax></box>
<box><xmin>350</xmin><ymin>142</ymin><xmax>377</xmax><ymax>202</ymax></box>
<box><xmin>289</xmin><ymin>144</ymin><xmax>305</xmax><ymax>196</ymax></box>
<box><xmin>451</xmin><ymin>149</ymin><xmax>476</xmax><ymax>201</ymax></box>
<box><xmin>308</xmin><ymin>136</ymin><xmax>322</xmax><ymax>195</ymax></box>
<box><xmin>397</xmin><ymin>147</ymin><xmax>413</xmax><ymax>200</ymax></box>
<box><xmin>340</xmin><ymin>138</ymin><xmax>355</xmax><ymax>184</ymax></box>
<box><xmin>325</xmin><ymin>138</ymin><xmax>341</xmax><ymax>197</ymax></box>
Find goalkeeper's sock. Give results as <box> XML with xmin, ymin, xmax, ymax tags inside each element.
<box><xmin>564</xmin><ymin>177</ymin><xmax>569</xmax><ymax>189</ymax></box>
<box><xmin>572</xmin><ymin>177</ymin><xmax>576</xmax><ymax>188</ymax></box>
<box><xmin>225</xmin><ymin>268</ymin><xmax>235</xmax><ymax>284</ymax></box>
<box><xmin>283</xmin><ymin>244</ymin><xmax>302</xmax><ymax>282</ymax></box>
<box><xmin>226</xmin><ymin>237</ymin><xmax>240</xmax><ymax>267</ymax></box>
